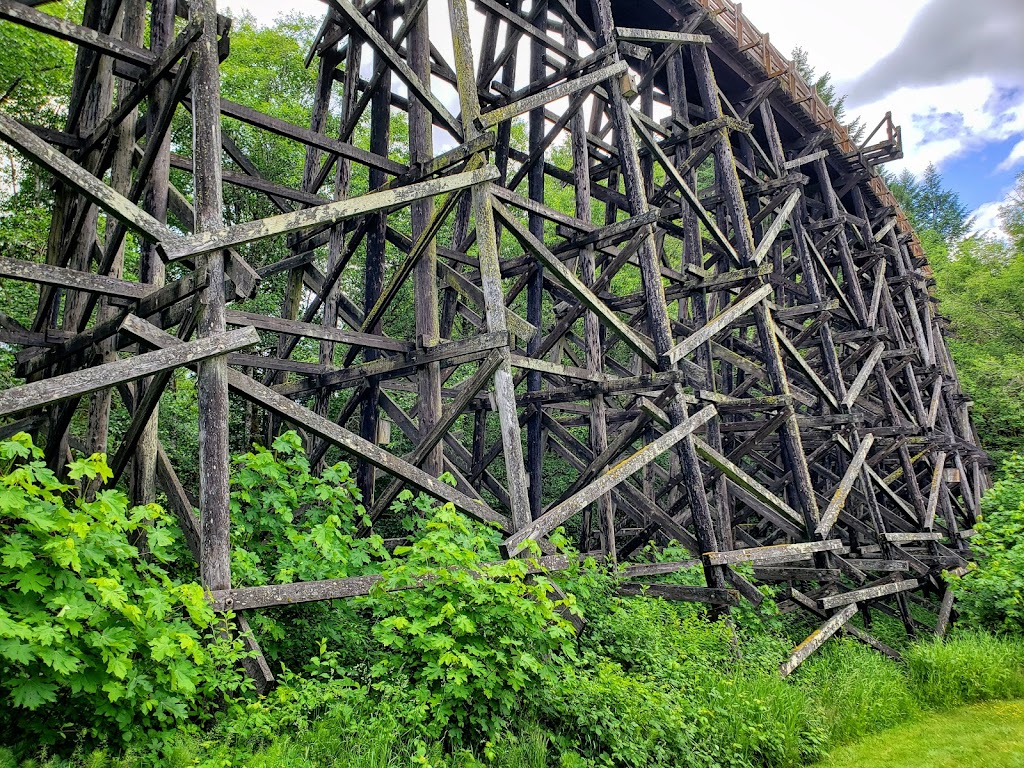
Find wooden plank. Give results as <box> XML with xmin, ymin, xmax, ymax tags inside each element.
<box><xmin>0</xmin><ymin>112</ymin><xmax>174</xmax><ymax>246</ymax></box>
<box><xmin>503</xmin><ymin>406</ymin><xmax>718</xmax><ymax>556</ymax></box>
<box><xmin>819</xmin><ymin>579</ymin><xmax>920</xmax><ymax>610</ymax></box>
<box><xmin>704</xmin><ymin>539</ymin><xmax>844</xmax><ymax>567</ymax></box>
<box><xmin>0</xmin><ymin>256</ymin><xmax>148</xmax><ymax>299</ymax></box>
<box><xmin>615</xmin><ymin>28</ymin><xmax>711</xmax><ymax>44</ymax></box>
<box><xmin>162</xmin><ymin>166</ymin><xmax>499</xmax><ymax>261</ymax></box>
<box><xmin>880</xmin><ymin>532</ymin><xmax>944</xmax><ymax>544</ymax></box>
<box><xmin>492</xmin><ymin>199</ymin><xmax>658</xmax><ymax>365</ymax></box>
<box><xmin>924</xmin><ymin>450</ymin><xmax>947</xmax><ymax>530</ymax></box>
<box><xmin>816</xmin><ymin>433</ymin><xmax>875</xmax><ymax>536</ymax></box>
<box><xmin>666</xmin><ymin>284</ymin><xmax>774</xmax><ymax>365</ymax></box>
<box><xmin>779</xmin><ymin>604</ymin><xmax>858</xmax><ymax>677</ymax></box>
<box><xmin>842</xmin><ymin>343</ymin><xmax>885</xmax><ymax>408</ymax></box>
<box><xmin>332</xmin><ymin>0</ymin><xmax>463</xmax><ymax>139</ymax></box>
<box><xmin>225</xmin><ymin>309</ymin><xmax>412</xmax><ymax>352</ymax></box>
<box><xmin>0</xmin><ymin>0</ymin><xmax>156</xmax><ymax>67</ymax></box>
<box><xmin>616</xmin><ymin>583</ymin><xmax>740</xmax><ymax>606</ymax></box>
<box><xmin>0</xmin><ymin>326</ymin><xmax>259</xmax><ymax>418</ymax></box>
<box><xmin>752</xmin><ymin>189</ymin><xmax>801</xmax><ymax>264</ymax></box>
<box><xmin>935</xmin><ymin>586</ymin><xmax>955</xmax><ymax>638</ymax></box>
<box><xmin>693</xmin><ymin>436</ymin><xmax>806</xmax><ymax>528</ymax></box>
<box><xmin>478</xmin><ymin>60</ymin><xmax>626</xmax><ymax>128</ymax></box>
<box><xmin>210</xmin><ymin>553</ymin><xmax>574</xmax><ymax>611</ymax></box>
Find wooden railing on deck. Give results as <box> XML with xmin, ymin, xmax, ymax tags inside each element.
<box><xmin>692</xmin><ymin>0</ymin><xmax>923</xmax><ymax>257</ymax></box>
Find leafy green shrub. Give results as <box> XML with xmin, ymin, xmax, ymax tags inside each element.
<box><xmin>906</xmin><ymin>631</ymin><xmax>1024</xmax><ymax>709</ymax></box>
<box><xmin>0</xmin><ymin>433</ymin><xmax>250</xmax><ymax>746</ymax></box>
<box><xmin>950</xmin><ymin>453</ymin><xmax>1024</xmax><ymax>633</ymax></box>
<box><xmin>364</xmin><ymin>496</ymin><xmax>577</xmax><ymax>746</ymax></box>
<box><xmin>228</xmin><ymin>431</ymin><xmax>384</xmax><ymax>666</ymax></box>
<box><xmin>581</xmin><ymin>591</ymin><xmax>735</xmax><ymax>685</ymax></box>
<box><xmin>540</xmin><ymin>661</ymin><xmax>702</xmax><ymax>767</ymax></box>
<box><xmin>797</xmin><ymin>639</ymin><xmax>917</xmax><ymax>744</ymax></box>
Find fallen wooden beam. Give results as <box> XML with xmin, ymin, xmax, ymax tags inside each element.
<box><xmin>704</xmin><ymin>539</ymin><xmax>844</xmax><ymax>567</ymax></box>
<box><xmin>819</xmin><ymin>579</ymin><xmax>920</xmax><ymax>610</ymax></box>
<box><xmin>779</xmin><ymin>604</ymin><xmax>858</xmax><ymax>677</ymax></box>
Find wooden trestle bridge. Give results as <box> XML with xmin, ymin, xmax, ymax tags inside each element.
<box><xmin>0</xmin><ymin>0</ymin><xmax>987</xmax><ymax>683</ymax></box>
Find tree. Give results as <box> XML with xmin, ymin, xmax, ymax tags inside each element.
<box><xmin>884</xmin><ymin>164</ymin><xmax>973</xmax><ymax>243</ymax></box>
<box><xmin>926</xmin><ymin>174</ymin><xmax>1024</xmax><ymax>458</ymax></box>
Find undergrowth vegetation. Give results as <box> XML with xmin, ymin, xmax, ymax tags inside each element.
<box><xmin>3</xmin><ymin>433</ymin><xmax>1024</xmax><ymax>768</ymax></box>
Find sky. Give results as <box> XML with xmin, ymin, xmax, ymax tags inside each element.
<box><xmin>224</xmin><ymin>0</ymin><xmax>1024</xmax><ymax>236</ymax></box>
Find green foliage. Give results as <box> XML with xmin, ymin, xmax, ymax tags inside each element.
<box><xmin>888</xmin><ymin>165</ymin><xmax>973</xmax><ymax>243</ymax></box>
<box><xmin>0</xmin><ymin>434</ymin><xmax>250</xmax><ymax>747</ymax></box>
<box><xmin>228</xmin><ymin>431</ymin><xmax>384</xmax><ymax>666</ymax></box>
<box><xmin>797</xmin><ymin>640</ymin><xmax>918</xmax><ymax>744</ymax></box>
<box><xmin>365</xmin><ymin>497</ymin><xmax>577</xmax><ymax>745</ymax></box>
<box><xmin>950</xmin><ymin>454</ymin><xmax>1024</xmax><ymax>631</ymax></box>
<box><xmin>916</xmin><ymin>172</ymin><xmax>1024</xmax><ymax>455</ymax></box>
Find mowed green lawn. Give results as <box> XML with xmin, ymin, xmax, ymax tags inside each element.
<box><xmin>817</xmin><ymin>700</ymin><xmax>1024</xmax><ymax>768</ymax></box>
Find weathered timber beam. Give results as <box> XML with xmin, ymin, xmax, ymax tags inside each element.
<box><xmin>692</xmin><ymin>436</ymin><xmax>806</xmax><ymax>530</ymax></box>
<box><xmin>0</xmin><ymin>256</ymin><xmax>149</xmax><ymax>300</ymax></box>
<box><xmin>478</xmin><ymin>60</ymin><xmax>625</xmax><ymax>129</ymax></box>
<box><xmin>665</xmin><ymin>283</ymin><xmax>773</xmax><ymax>365</ymax></box>
<box><xmin>819</xmin><ymin>579</ymin><xmax>920</xmax><ymax>610</ymax></box>
<box><xmin>752</xmin><ymin>189</ymin><xmax>801</xmax><ymax>264</ymax></box>
<box><xmin>614</xmin><ymin>28</ymin><xmax>711</xmax><ymax>44</ymax></box>
<box><xmin>275</xmin><ymin>332</ymin><xmax>509</xmax><ymax>397</ymax></box>
<box><xmin>0</xmin><ymin>325</ymin><xmax>259</xmax><ymax>418</ymax></box>
<box><xmin>162</xmin><ymin>166</ymin><xmax>500</xmax><ymax>261</ymax></box>
<box><xmin>491</xmin><ymin>198</ymin><xmax>659</xmax><ymax>365</ymax></box>
<box><xmin>224</xmin><ymin>309</ymin><xmax>412</xmax><ymax>353</ymax></box>
<box><xmin>121</xmin><ymin>315</ymin><xmax>508</xmax><ymax>529</ymax></box>
<box><xmin>369</xmin><ymin>350</ymin><xmax>505</xmax><ymax>519</ymax></box>
<box><xmin>816</xmin><ymin>433</ymin><xmax>875</xmax><ymax>537</ymax></box>
<box><xmin>779</xmin><ymin>604</ymin><xmax>858</xmax><ymax>677</ymax></box>
<box><xmin>503</xmin><ymin>406</ymin><xmax>718</xmax><ymax>557</ymax></box>
<box><xmin>704</xmin><ymin>539</ymin><xmax>844</xmax><ymax>567</ymax></box>
<box><xmin>842</xmin><ymin>343</ymin><xmax>885</xmax><ymax>409</ymax></box>
<box><xmin>331</xmin><ymin>0</ymin><xmax>463</xmax><ymax>139</ymax></box>
<box><xmin>0</xmin><ymin>0</ymin><xmax>156</xmax><ymax>67</ymax></box>
<box><xmin>209</xmin><ymin>553</ymin><xmax>573</xmax><ymax>612</ymax></box>
<box><xmin>0</xmin><ymin>111</ymin><xmax>173</xmax><ymax>247</ymax></box>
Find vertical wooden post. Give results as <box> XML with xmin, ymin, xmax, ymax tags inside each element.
<box><xmin>133</xmin><ymin>0</ymin><xmax>175</xmax><ymax>506</ymax></box>
<box><xmin>191</xmin><ymin>0</ymin><xmax>230</xmax><ymax>594</ymax></box>
<box><xmin>525</xmin><ymin>0</ymin><xmax>547</xmax><ymax>520</ymax></box>
<box><xmin>448</xmin><ymin>0</ymin><xmax>533</xmax><ymax>532</ymax></box>
<box><xmin>409</xmin><ymin>0</ymin><xmax>443</xmax><ymax>478</ymax></box>
<box><xmin>565</xmin><ymin>0</ymin><xmax>613</xmax><ymax>558</ymax></box>
<box><xmin>358</xmin><ymin>0</ymin><xmax>394</xmax><ymax>503</ymax></box>
<box><xmin>588</xmin><ymin>0</ymin><xmax>726</xmax><ymax>590</ymax></box>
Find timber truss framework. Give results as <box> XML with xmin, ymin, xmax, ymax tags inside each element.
<box><xmin>0</xmin><ymin>0</ymin><xmax>988</xmax><ymax>684</ymax></box>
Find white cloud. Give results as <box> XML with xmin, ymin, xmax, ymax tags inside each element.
<box><xmin>851</xmin><ymin>78</ymin><xmax>1024</xmax><ymax>176</ymax></box>
<box><xmin>971</xmin><ymin>199</ymin><xmax>1006</xmax><ymax>239</ymax></box>
<box><xmin>998</xmin><ymin>139</ymin><xmax>1024</xmax><ymax>173</ymax></box>
<box><xmin>739</xmin><ymin>0</ymin><xmax>928</xmax><ymax>83</ymax></box>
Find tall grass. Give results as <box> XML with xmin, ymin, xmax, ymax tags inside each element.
<box><xmin>906</xmin><ymin>631</ymin><xmax>1024</xmax><ymax>709</ymax></box>
<box><xmin>798</xmin><ymin>640</ymin><xmax>918</xmax><ymax>743</ymax></box>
